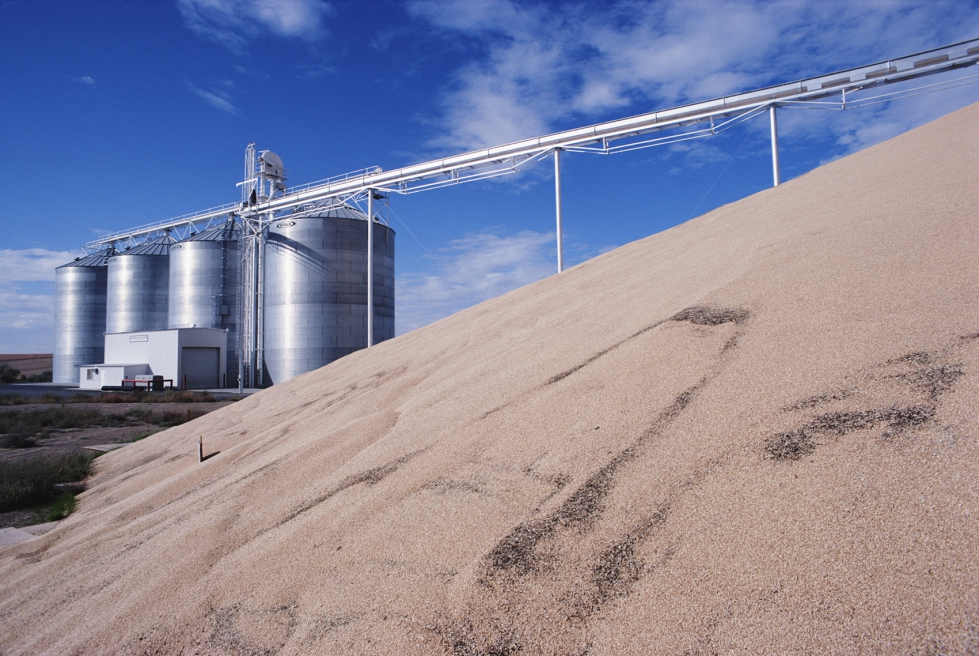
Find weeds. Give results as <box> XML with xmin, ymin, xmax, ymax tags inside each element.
<box><xmin>0</xmin><ymin>434</ymin><xmax>38</xmax><ymax>449</ymax></box>
<box><xmin>21</xmin><ymin>370</ymin><xmax>53</xmax><ymax>383</ymax></box>
<box><xmin>0</xmin><ymin>407</ymin><xmax>120</xmax><ymax>438</ymax></box>
<box><xmin>48</xmin><ymin>492</ymin><xmax>77</xmax><ymax>520</ymax></box>
<box><xmin>0</xmin><ymin>389</ymin><xmax>222</xmax><ymax>406</ymax></box>
<box><xmin>0</xmin><ymin>405</ymin><xmax>212</xmax><ymax>441</ymax></box>
<box><xmin>0</xmin><ymin>453</ymin><xmax>95</xmax><ymax>513</ymax></box>
<box><xmin>91</xmin><ymin>390</ymin><xmax>218</xmax><ymax>404</ymax></box>
<box><xmin>131</xmin><ymin>429</ymin><xmax>159</xmax><ymax>442</ymax></box>
<box><xmin>125</xmin><ymin>408</ymin><xmax>202</xmax><ymax>427</ymax></box>
<box><xmin>0</xmin><ymin>363</ymin><xmax>20</xmax><ymax>383</ymax></box>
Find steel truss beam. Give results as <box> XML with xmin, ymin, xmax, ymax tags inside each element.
<box><xmin>75</xmin><ymin>37</ymin><xmax>979</xmax><ymax>391</ymax></box>
<box><xmin>86</xmin><ymin>37</ymin><xmax>979</xmax><ymax>252</ymax></box>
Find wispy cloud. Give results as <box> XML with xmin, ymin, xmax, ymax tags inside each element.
<box><xmin>0</xmin><ymin>249</ymin><xmax>76</xmax><ymax>351</ymax></box>
<box><xmin>409</xmin><ymin>0</ymin><xmax>979</xmax><ymax>155</ymax></box>
<box><xmin>396</xmin><ymin>229</ymin><xmax>555</xmax><ymax>334</ymax></box>
<box><xmin>296</xmin><ymin>62</ymin><xmax>335</xmax><ymax>79</ymax></box>
<box><xmin>0</xmin><ymin>287</ymin><xmax>56</xmax><ymax>352</ymax></box>
<box><xmin>76</xmin><ymin>75</ymin><xmax>95</xmax><ymax>86</ymax></box>
<box><xmin>0</xmin><ymin>249</ymin><xmax>78</xmax><ymax>283</ymax></box>
<box><xmin>177</xmin><ymin>0</ymin><xmax>333</xmax><ymax>53</ymax></box>
<box><xmin>0</xmin><ymin>289</ymin><xmax>55</xmax><ymax>331</ymax></box>
<box><xmin>188</xmin><ymin>84</ymin><xmax>238</xmax><ymax>114</ymax></box>
<box><xmin>778</xmin><ymin>69</ymin><xmax>979</xmax><ymax>161</ymax></box>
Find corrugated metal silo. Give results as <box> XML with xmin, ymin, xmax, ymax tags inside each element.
<box><xmin>263</xmin><ymin>206</ymin><xmax>395</xmax><ymax>384</ymax></box>
<box><xmin>168</xmin><ymin>221</ymin><xmax>239</xmax><ymax>387</ymax></box>
<box><xmin>106</xmin><ymin>235</ymin><xmax>174</xmax><ymax>334</ymax></box>
<box><xmin>53</xmin><ymin>248</ymin><xmax>115</xmax><ymax>384</ymax></box>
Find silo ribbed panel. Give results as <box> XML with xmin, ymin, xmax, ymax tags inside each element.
<box><xmin>53</xmin><ymin>249</ymin><xmax>113</xmax><ymax>384</ymax></box>
<box><xmin>168</xmin><ymin>223</ymin><xmax>239</xmax><ymax>385</ymax></box>
<box><xmin>263</xmin><ymin>209</ymin><xmax>395</xmax><ymax>384</ymax></box>
<box><xmin>106</xmin><ymin>235</ymin><xmax>174</xmax><ymax>334</ymax></box>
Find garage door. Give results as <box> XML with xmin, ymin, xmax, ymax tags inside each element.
<box><xmin>181</xmin><ymin>347</ymin><xmax>220</xmax><ymax>389</ymax></box>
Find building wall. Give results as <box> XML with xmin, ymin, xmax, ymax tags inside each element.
<box><xmin>101</xmin><ymin>328</ymin><xmax>228</xmax><ymax>389</ymax></box>
<box><xmin>79</xmin><ymin>364</ymin><xmax>150</xmax><ymax>390</ymax></box>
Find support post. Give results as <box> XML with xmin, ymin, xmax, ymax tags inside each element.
<box><xmin>554</xmin><ymin>149</ymin><xmax>564</xmax><ymax>273</ymax></box>
<box><xmin>255</xmin><ymin>224</ymin><xmax>265</xmax><ymax>388</ymax></box>
<box><xmin>770</xmin><ymin>104</ymin><xmax>781</xmax><ymax>187</ymax></box>
<box><xmin>237</xmin><ymin>232</ymin><xmax>244</xmax><ymax>394</ymax></box>
<box><xmin>366</xmin><ymin>191</ymin><xmax>374</xmax><ymax>348</ymax></box>
<box><xmin>251</xmin><ymin>227</ymin><xmax>260</xmax><ymax>384</ymax></box>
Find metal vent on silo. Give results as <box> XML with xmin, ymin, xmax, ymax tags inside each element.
<box><xmin>168</xmin><ymin>220</ymin><xmax>239</xmax><ymax>386</ymax></box>
<box><xmin>106</xmin><ymin>234</ymin><xmax>175</xmax><ymax>334</ymax></box>
<box><xmin>263</xmin><ymin>206</ymin><xmax>395</xmax><ymax>384</ymax></box>
<box><xmin>53</xmin><ymin>248</ymin><xmax>116</xmax><ymax>384</ymax></box>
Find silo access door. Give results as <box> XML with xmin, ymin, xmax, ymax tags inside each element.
<box><xmin>181</xmin><ymin>347</ymin><xmax>220</xmax><ymax>389</ymax></box>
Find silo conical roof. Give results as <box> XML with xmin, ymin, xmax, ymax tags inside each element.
<box><xmin>57</xmin><ymin>247</ymin><xmax>117</xmax><ymax>269</ymax></box>
<box><xmin>179</xmin><ymin>221</ymin><xmax>239</xmax><ymax>243</ymax></box>
<box><xmin>122</xmin><ymin>234</ymin><xmax>176</xmax><ymax>256</ymax></box>
<box><xmin>297</xmin><ymin>205</ymin><xmax>368</xmax><ymax>221</ymax></box>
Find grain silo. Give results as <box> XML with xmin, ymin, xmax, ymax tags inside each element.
<box><xmin>52</xmin><ymin>248</ymin><xmax>115</xmax><ymax>384</ymax></box>
<box><xmin>263</xmin><ymin>206</ymin><xmax>395</xmax><ymax>384</ymax></box>
<box><xmin>168</xmin><ymin>221</ymin><xmax>239</xmax><ymax>386</ymax></box>
<box><xmin>106</xmin><ymin>234</ymin><xmax>174</xmax><ymax>334</ymax></box>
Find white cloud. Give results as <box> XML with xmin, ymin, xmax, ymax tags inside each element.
<box><xmin>0</xmin><ymin>249</ymin><xmax>78</xmax><ymax>283</ymax></box>
<box><xmin>0</xmin><ymin>288</ymin><xmax>54</xmax><ymax>331</ymax></box>
<box><xmin>77</xmin><ymin>75</ymin><xmax>95</xmax><ymax>86</ymax></box>
<box><xmin>177</xmin><ymin>0</ymin><xmax>332</xmax><ymax>52</ymax></box>
<box><xmin>396</xmin><ymin>229</ymin><xmax>555</xmax><ymax>334</ymax></box>
<box><xmin>0</xmin><ymin>249</ymin><xmax>72</xmax><ymax>351</ymax></box>
<box><xmin>409</xmin><ymin>0</ymin><xmax>979</xmax><ymax>155</ymax></box>
<box><xmin>0</xmin><ymin>288</ymin><xmax>55</xmax><ymax>352</ymax></box>
<box><xmin>189</xmin><ymin>84</ymin><xmax>238</xmax><ymax>114</ymax></box>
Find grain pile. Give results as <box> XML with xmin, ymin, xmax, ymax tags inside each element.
<box><xmin>1</xmin><ymin>103</ymin><xmax>978</xmax><ymax>655</ymax></box>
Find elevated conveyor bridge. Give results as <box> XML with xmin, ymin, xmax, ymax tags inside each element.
<box><xmin>81</xmin><ymin>37</ymin><xmax>979</xmax><ymax>389</ymax></box>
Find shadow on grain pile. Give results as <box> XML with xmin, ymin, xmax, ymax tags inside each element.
<box><xmin>436</xmin><ymin>306</ymin><xmax>749</xmax><ymax>655</ymax></box>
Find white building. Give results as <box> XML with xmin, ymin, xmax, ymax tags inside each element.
<box><xmin>79</xmin><ymin>328</ymin><xmax>228</xmax><ymax>390</ymax></box>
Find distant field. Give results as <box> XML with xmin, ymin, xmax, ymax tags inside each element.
<box><xmin>0</xmin><ymin>355</ymin><xmax>53</xmax><ymax>377</ymax></box>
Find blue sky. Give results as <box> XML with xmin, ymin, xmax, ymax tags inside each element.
<box><xmin>2</xmin><ymin>0</ymin><xmax>979</xmax><ymax>353</ymax></box>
